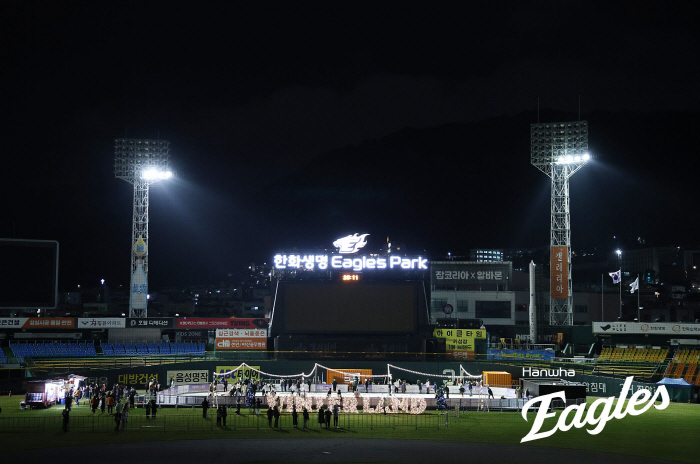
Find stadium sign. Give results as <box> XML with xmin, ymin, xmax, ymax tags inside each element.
<box><xmin>520</xmin><ymin>376</ymin><xmax>669</xmax><ymax>443</ymax></box>
<box><xmin>274</xmin><ymin>253</ymin><xmax>428</xmax><ymax>271</ymax></box>
<box><xmin>274</xmin><ymin>233</ymin><xmax>428</xmax><ymax>272</ymax></box>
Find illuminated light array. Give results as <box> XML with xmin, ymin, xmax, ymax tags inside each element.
<box><xmin>390</xmin><ymin>396</ymin><xmax>409</xmax><ymax>413</ymax></box>
<box><xmin>389</xmin><ymin>363</ymin><xmax>482</xmax><ymax>380</ymax></box>
<box><xmin>555</xmin><ymin>153</ymin><xmax>591</xmax><ymax>165</ymax></box>
<box><xmin>213</xmin><ymin>362</ymin><xmax>481</xmax><ymax>387</ymax></box>
<box><xmin>359</xmin><ymin>396</ymin><xmax>426</xmax><ymax>415</ymax></box>
<box><xmin>263</xmin><ymin>393</ymin><xmax>379</xmax><ymax>414</ymax></box>
<box><xmin>141</xmin><ymin>168</ymin><xmax>173</xmax><ymax>180</ymax></box>
<box><xmin>362</xmin><ymin>397</ymin><xmax>383</xmax><ymax>414</ymax></box>
<box><xmin>410</xmin><ymin>397</ymin><xmax>427</xmax><ymax>414</ymax></box>
<box><xmin>341</xmin><ymin>396</ymin><xmax>358</xmax><ymax>413</ymax></box>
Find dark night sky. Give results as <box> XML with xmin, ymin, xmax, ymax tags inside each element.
<box><xmin>1</xmin><ymin>1</ymin><xmax>698</xmax><ymax>291</ymax></box>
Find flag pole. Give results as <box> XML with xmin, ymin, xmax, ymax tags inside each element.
<box><xmin>601</xmin><ymin>274</ymin><xmax>604</xmax><ymax>321</ymax></box>
<box><xmin>619</xmin><ymin>269</ymin><xmax>622</xmax><ymax>319</ymax></box>
<box><xmin>637</xmin><ymin>274</ymin><xmax>640</xmax><ymax>321</ymax></box>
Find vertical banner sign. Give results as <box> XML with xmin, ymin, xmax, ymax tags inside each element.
<box><xmin>130</xmin><ymin>263</ymin><xmax>148</xmax><ymax>310</ymax></box>
<box><xmin>550</xmin><ymin>246</ymin><xmax>568</xmax><ymax>299</ymax></box>
<box><xmin>131</xmin><ymin>236</ymin><xmax>148</xmax><ymax>310</ymax></box>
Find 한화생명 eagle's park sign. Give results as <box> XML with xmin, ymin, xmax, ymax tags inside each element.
<box><xmin>273</xmin><ymin>233</ymin><xmax>428</xmax><ymax>272</ymax></box>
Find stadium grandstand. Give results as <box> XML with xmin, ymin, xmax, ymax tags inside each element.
<box><xmin>7</xmin><ymin>341</ymin><xmax>204</xmax><ymax>358</ymax></box>
<box><xmin>664</xmin><ymin>348</ymin><xmax>700</xmax><ymax>386</ymax></box>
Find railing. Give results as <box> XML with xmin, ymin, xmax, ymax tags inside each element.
<box><xmin>0</xmin><ymin>411</ymin><xmax>442</xmax><ymax>433</ymax></box>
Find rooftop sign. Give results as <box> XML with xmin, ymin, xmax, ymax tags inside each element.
<box><xmin>274</xmin><ymin>233</ymin><xmax>428</xmax><ymax>272</ymax></box>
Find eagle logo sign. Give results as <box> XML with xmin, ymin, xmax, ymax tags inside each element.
<box><xmin>333</xmin><ymin>233</ymin><xmax>369</xmax><ymax>254</ymax></box>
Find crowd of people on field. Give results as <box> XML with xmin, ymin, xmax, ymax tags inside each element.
<box><xmin>61</xmin><ymin>377</ymin><xmax>163</xmax><ymax>432</ymax></box>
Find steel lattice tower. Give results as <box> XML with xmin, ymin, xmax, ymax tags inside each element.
<box><xmin>531</xmin><ymin>121</ymin><xmax>589</xmax><ymax>325</ymax></box>
<box><xmin>114</xmin><ymin>139</ymin><xmax>171</xmax><ymax>317</ymax></box>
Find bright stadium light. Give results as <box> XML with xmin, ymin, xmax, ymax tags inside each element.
<box><xmin>114</xmin><ymin>138</ymin><xmax>172</xmax><ymax>318</ymax></box>
<box><xmin>141</xmin><ymin>168</ymin><xmax>173</xmax><ymax>180</ymax></box>
<box><xmin>531</xmin><ymin>120</ymin><xmax>590</xmax><ymax>325</ymax></box>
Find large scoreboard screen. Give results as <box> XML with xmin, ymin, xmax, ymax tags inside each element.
<box><xmin>273</xmin><ymin>280</ymin><xmax>423</xmax><ymax>334</ymax></box>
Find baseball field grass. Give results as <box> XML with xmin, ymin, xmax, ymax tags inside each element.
<box><xmin>0</xmin><ymin>395</ymin><xmax>697</xmax><ymax>462</ymax></box>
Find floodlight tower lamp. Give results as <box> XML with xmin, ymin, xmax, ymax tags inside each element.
<box><xmin>114</xmin><ymin>138</ymin><xmax>171</xmax><ymax>318</ymax></box>
<box><xmin>531</xmin><ymin>121</ymin><xmax>589</xmax><ymax>325</ymax></box>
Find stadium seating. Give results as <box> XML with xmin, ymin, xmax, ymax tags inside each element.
<box><xmin>100</xmin><ymin>342</ymin><xmax>115</xmax><ymax>356</ymax></box>
<box><xmin>598</xmin><ymin>347</ymin><xmax>669</xmax><ymax>363</ymax></box>
<box><xmin>8</xmin><ymin>341</ymin><xmax>206</xmax><ymax>358</ymax></box>
<box><xmin>663</xmin><ymin>348</ymin><xmax>700</xmax><ymax>384</ymax></box>
<box><xmin>9</xmin><ymin>341</ymin><xmax>97</xmax><ymax>358</ymax></box>
<box><xmin>136</xmin><ymin>342</ymin><xmax>149</xmax><ymax>355</ymax></box>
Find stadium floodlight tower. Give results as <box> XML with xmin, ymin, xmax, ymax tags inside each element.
<box><xmin>531</xmin><ymin>121</ymin><xmax>589</xmax><ymax>325</ymax></box>
<box><xmin>114</xmin><ymin>138</ymin><xmax>172</xmax><ymax>318</ymax></box>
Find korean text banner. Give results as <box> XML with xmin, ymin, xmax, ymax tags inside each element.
<box><xmin>167</xmin><ymin>370</ymin><xmax>209</xmax><ymax>385</ymax></box>
<box><xmin>178</xmin><ymin>318</ymin><xmax>268</xmax><ymax>329</ymax></box>
<box><xmin>550</xmin><ymin>246</ymin><xmax>569</xmax><ymax>299</ymax></box>
<box><xmin>78</xmin><ymin>318</ymin><xmax>125</xmax><ymax>328</ymax></box>
<box><xmin>216</xmin><ymin>328</ymin><xmax>267</xmax><ymax>338</ymax></box>
<box><xmin>126</xmin><ymin>317</ymin><xmax>173</xmax><ymax>328</ymax></box>
<box><xmin>431</xmin><ymin>262</ymin><xmax>511</xmax><ymax>286</ymax></box>
<box><xmin>433</xmin><ymin>328</ymin><xmax>486</xmax><ymax>339</ymax></box>
<box><xmin>215</xmin><ymin>366</ymin><xmax>261</xmax><ymax>381</ymax></box>
<box><xmin>215</xmin><ymin>337</ymin><xmax>267</xmax><ymax>350</ymax></box>
<box><xmin>0</xmin><ymin>317</ymin><xmax>75</xmax><ymax>329</ymax></box>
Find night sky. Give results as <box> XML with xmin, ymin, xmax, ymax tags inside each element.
<box><xmin>1</xmin><ymin>2</ymin><xmax>698</xmax><ymax>292</ymax></box>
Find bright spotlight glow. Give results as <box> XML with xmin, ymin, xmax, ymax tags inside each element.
<box><xmin>555</xmin><ymin>152</ymin><xmax>591</xmax><ymax>165</ymax></box>
<box><xmin>141</xmin><ymin>168</ymin><xmax>173</xmax><ymax>180</ymax></box>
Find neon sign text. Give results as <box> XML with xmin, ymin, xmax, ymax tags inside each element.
<box><xmin>274</xmin><ymin>254</ymin><xmax>428</xmax><ymax>272</ymax></box>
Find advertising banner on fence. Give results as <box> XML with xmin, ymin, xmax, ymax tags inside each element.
<box><xmin>177</xmin><ymin>317</ymin><xmax>268</xmax><ymax>329</ymax></box>
<box><xmin>215</xmin><ymin>328</ymin><xmax>267</xmax><ymax>338</ymax></box>
<box><xmin>431</xmin><ymin>262</ymin><xmax>511</xmax><ymax>286</ymax></box>
<box><xmin>117</xmin><ymin>372</ymin><xmax>159</xmax><ymax>387</ymax></box>
<box><xmin>215</xmin><ymin>337</ymin><xmax>267</xmax><ymax>350</ymax></box>
<box><xmin>77</xmin><ymin>318</ymin><xmax>125</xmax><ymax>328</ymax></box>
<box><xmin>126</xmin><ymin>317</ymin><xmax>173</xmax><ymax>328</ymax></box>
<box><xmin>445</xmin><ymin>336</ymin><xmax>476</xmax><ymax>361</ymax></box>
<box><xmin>487</xmin><ymin>349</ymin><xmax>555</xmax><ymax>361</ymax></box>
<box><xmin>433</xmin><ymin>328</ymin><xmax>486</xmax><ymax>339</ymax></box>
<box><xmin>593</xmin><ymin>321</ymin><xmax>700</xmax><ymax>335</ymax></box>
<box><xmin>0</xmin><ymin>317</ymin><xmax>75</xmax><ymax>329</ymax></box>
<box><xmin>166</xmin><ymin>370</ymin><xmax>210</xmax><ymax>386</ymax></box>
<box><xmin>215</xmin><ymin>365</ymin><xmax>261</xmax><ymax>381</ymax></box>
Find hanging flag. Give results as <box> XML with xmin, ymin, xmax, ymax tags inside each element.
<box><xmin>608</xmin><ymin>270</ymin><xmax>621</xmax><ymax>284</ymax></box>
<box><xmin>629</xmin><ymin>276</ymin><xmax>639</xmax><ymax>293</ymax></box>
